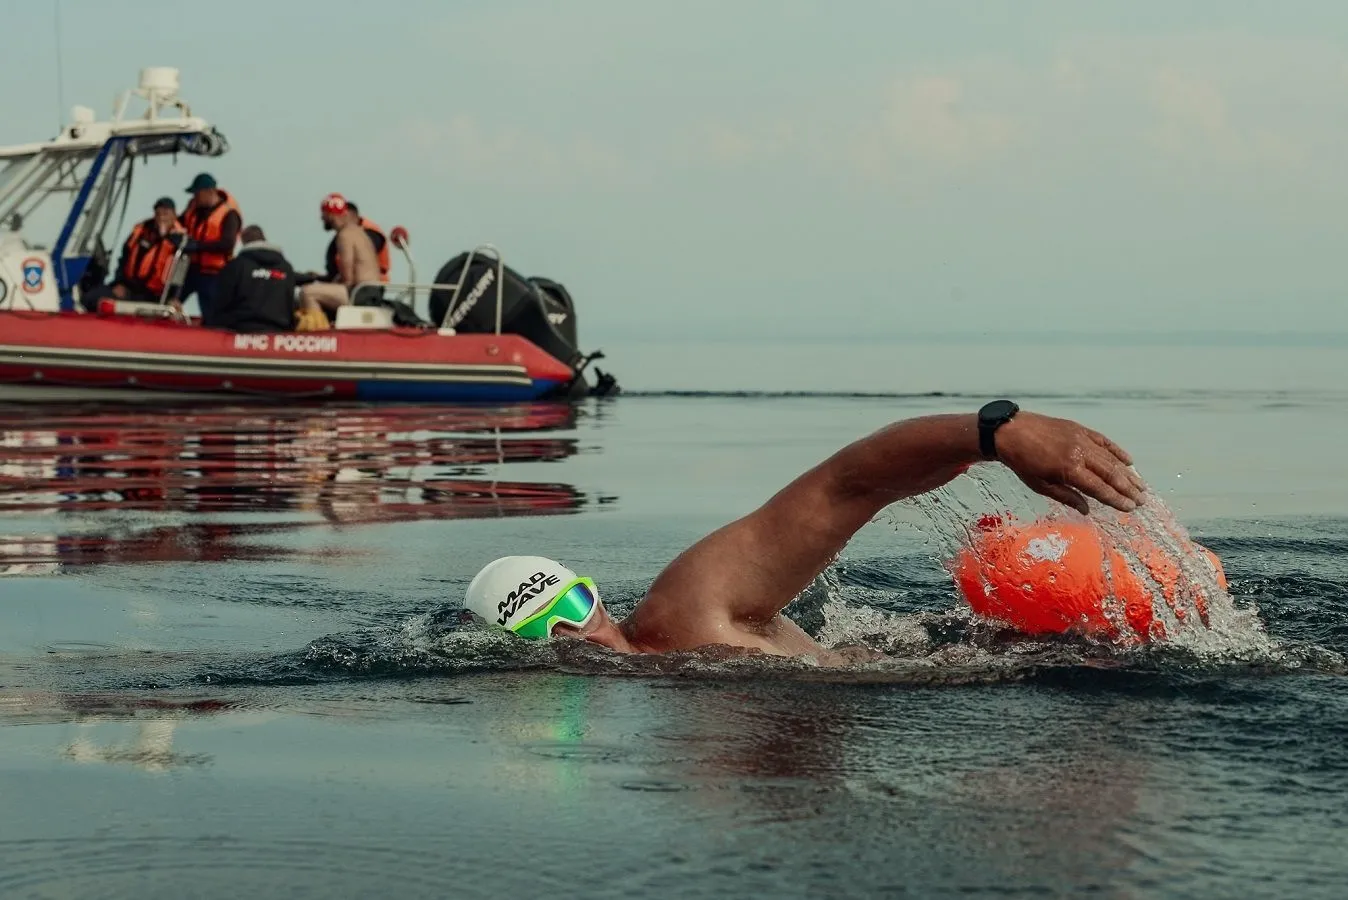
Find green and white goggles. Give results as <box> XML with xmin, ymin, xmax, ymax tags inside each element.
<box><xmin>510</xmin><ymin>577</ymin><xmax>601</xmax><ymax>640</ymax></box>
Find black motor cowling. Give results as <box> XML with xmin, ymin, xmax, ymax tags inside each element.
<box><xmin>527</xmin><ymin>276</ymin><xmax>580</xmax><ymax>350</ymax></box>
<box><xmin>428</xmin><ymin>252</ymin><xmax>618</xmax><ymax>398</ymax></box>
<box><xmin>429</xmin><ymin>253</ymin><xmax>581</xmax><ymax>367</ymax></box>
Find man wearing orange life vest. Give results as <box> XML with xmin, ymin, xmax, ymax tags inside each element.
<box><xmin>80</xmin><ymin>197</ymin><xmax>185</xmax><ymax>311</ymax></box>
<box><xmin>325</xmin><ymin>200</ymin><xmax>390</xmax><ymax>284</ymax></box>
<box><xmin>298</xmin><ymin>193</ymin><xmax>381</xmax><ymax>319</ymax></box>
<box><xmin>178</xmin><ymin>172</ymin><xmax>243</xmax><ymax>320</ymax></box>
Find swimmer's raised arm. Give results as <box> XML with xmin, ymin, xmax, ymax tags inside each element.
<box><xmin>637</xmin><ymin>410</ymin><xmax>1145</xmax><ymax>635</ymax></box>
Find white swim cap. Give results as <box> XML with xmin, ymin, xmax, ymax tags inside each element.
<box><xmin>464</xmin><ymin>556</ymin><xmax>580</xmax><ymax>632</ymax></box>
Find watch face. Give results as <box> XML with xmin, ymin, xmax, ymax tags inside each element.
<box><xmin>980</xmin><ymin>399</ymin><xmax>1018</xmax><ymax>423</ymax></box>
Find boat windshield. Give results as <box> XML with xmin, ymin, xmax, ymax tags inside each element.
<box><xmin>0</xmin><ymin>148</ymin><xmax>106</xmax><ymax>244</ymax></box>
<box><xmin>0</xmin><ymin>157</ymin><xmax>36</xmax><ymax>233</ymax></box>
<box><xmin>0</xmin><ymin>158</ymin><xmax>24</xmax><ymax>191</ymax></box>
<box><xmin>0</xmin><ymin>157</ymin><xmax>34</xmax><ymax>214</ymax></box>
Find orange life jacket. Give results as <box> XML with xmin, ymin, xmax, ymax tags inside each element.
<box><xmin>180</xmin><ymin>189</ymin><xmax>242</xmax><ymax>275</ymax></box>
<box><xmin>121</xmin><ymin>218</ymin><xmax>186</xmax><ymax>298</ymax></box>
<box><xmin>324</xmin><ymin>217</ymin><xmax>391</xmax><ymax>283</ymax></box>
<box><xmin>359</xmin><ymin>216</ymin><xmax>391</xmax><ymax>283</ymax></box>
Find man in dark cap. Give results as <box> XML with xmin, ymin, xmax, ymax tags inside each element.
<box><xmin>178</xmin><ymin>172</ymin><xmax>243</xmax><ymax>320</ymax></box>
<box><xmin>80</xmin><ymin>197</ymin><xmax>186</xmax><ymax>312</ymax></box>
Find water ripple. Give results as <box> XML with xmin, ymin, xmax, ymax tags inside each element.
<box><xmin>0</xmin><ymin>836</ymin><xmax>468</xmax><ymax>898</ymax></box>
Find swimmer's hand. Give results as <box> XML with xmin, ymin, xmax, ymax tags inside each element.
<box><xmin>995</xmin><ymin>412</ymin><xmax>1146</xmax><ymax>514</ymax></box>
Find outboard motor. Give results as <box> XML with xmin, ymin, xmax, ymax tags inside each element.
<box><xmin>529</xmin><ymin>276</ymin><xmax>618</xmax><ymax>397</ymax></box>
<box><xmin>430</xmin><ymin>252</ymin><xmax>578</xmax><ymax>364</ymax></box>
<box><xmin>430</xmin><ymin>252</ymin><xmax>617</xmax><ymax>398</ymax></box>
<box><xmin>431</xmin><ymin>247</ymin><xmax>620</xmax><ymax>398</ymax></box>
<box><xmin>526</xmin><ymin>276</ymin><xmax>579</xmax><ymax>350</ymax></box>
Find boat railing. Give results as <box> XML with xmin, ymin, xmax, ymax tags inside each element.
<box><xmin>354</xmin><ymin>242</ymin><xmax>506</xmax><ymax>334</ymax></box>
<box><xmin>160</xmin><ymin>248</ymin><xmax>191</xmax><ymax>306</ymax></box>
<box><xmin>351</xmin><ymin>281</ymin><xmax>471</xmax><ymax>333</ymax></box>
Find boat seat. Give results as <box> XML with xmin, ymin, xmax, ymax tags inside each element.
<box><xmin>334</xmin><ymin>305</ymin><xmax>396</xmax><ymax>330</ymax></box>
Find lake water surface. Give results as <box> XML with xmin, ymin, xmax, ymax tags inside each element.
<box><xmin>1</xmin><ymin>341</ymin><xmax>1345</xmax><ymax>898</ymax></box>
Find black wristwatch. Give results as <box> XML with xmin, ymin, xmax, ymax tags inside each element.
<box><xmin>977</xmin><ymin>400</ymin><xmax>1020</xmax><ymax>460</ymax></box>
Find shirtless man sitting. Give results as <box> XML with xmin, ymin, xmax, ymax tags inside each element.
<box><xmin>298</xmin><ymin>193</ymin><xmax>380</xmax><ymax>318</ymax></box>
<box><xmin>464</xmin><ymin>403</ymin><xmax>1149</xmax><ymax>661</ymax></box>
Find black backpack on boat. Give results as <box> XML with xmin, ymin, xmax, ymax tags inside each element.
<box><xmin>351</xmin><ymin>290</ymin><xmax>428</xmax><ymax>329</ymax></box>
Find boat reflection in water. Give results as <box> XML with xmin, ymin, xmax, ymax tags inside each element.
<box><xmin>0</xmin><ymin>402</ymin><xmax>600</xmax><ymax>572</ymax></box>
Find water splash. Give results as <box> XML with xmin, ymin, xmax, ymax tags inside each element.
<box><xmin>796</xmin><ymin>567</ymin><xmax>935</xmax><ymax>657</ymax></box>
<box><xmin>1091</xmin><ymin>497</ymin><xmax>1274</xmax><ymax>657</ymax></box>
<box><xmin>876</xmin><ymin>464</ymin><xmax>1277</xmax><ymax>660</ymax></box>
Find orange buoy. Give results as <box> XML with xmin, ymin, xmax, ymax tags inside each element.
<box><xmin>952</xmin><ymin>516</ymin><xmax>1227</xmax><ymax>643</ymax></box>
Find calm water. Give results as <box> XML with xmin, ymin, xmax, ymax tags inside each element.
<box><xmin>1</xmin><ymin>342</ymin><xmax>1347</xmax><ymax>898</ymax></box>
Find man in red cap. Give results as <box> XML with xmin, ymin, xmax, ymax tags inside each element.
<box><xmin>298</xmin><ymin>192</ymin><xmax>380</xmax><ymax>320</ymax></box>
<box><xmin>324</xmin><ymin>199</ymin><xmax>390</xmax><ymax>283</ymax></box>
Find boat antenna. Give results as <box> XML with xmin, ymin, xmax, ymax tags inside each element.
<box><xmin>53</xmin><ymin>0</ymin><xmax>66</xmax><ymax>132</ymax></box>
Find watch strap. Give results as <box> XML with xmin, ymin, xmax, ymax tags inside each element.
<box><xmin>977</xmin><ymin>400</ymin><xmax>1019</xmax><ymax>460</ymax></box>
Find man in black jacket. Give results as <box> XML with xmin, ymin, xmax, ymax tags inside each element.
<box><xmin>207</xmin><ymin>225</ymin><xmax>297</xmax><ymax>333</ymax></box>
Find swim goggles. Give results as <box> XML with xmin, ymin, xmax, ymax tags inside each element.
<box><xmin>510</xmin><ymin>576</ymin><xmax>601</xmax><ymax>640</ymax></box>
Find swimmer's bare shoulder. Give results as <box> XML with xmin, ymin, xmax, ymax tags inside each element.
<box><xmin>619</xmin><ymin>410</ymin><xmax>1145</xmax><ymax>657</ymax></box>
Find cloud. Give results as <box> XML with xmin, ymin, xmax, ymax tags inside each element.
<box><xmin>1145</xmin><ymin>66</ymin><xmax>1307</xmax><ymax>171</ymax></box>
<box><xmin>849</xmin><ymin>75</ymin><xmax>1020</xmax><ymax>179</ymax></box>
<box><xmin>664</xmin><ymin>32</ymin><xmax>1338</xmax><ymax>185</ymax></box>
<box><xmin>669</xmin><ymin>119</ymin><xmax>802</xmax><ymax>171</ymax></box>
<box><xmin>1050</xmin><ymin>32</ymin><xmax>1348</xmax><ymax>177</ymax></box>
<box><xmin>378</xmin><ymin>30</ymin><xmax>1348</xmax><ymax>200</ymax></box>
<box><xmin>671</xmin><ymin>74</ymin><xmax>1021</xmax><ymax>184</ymax></box>
<box><xmin>384</xmin><ymin>115</ymin><xmax>636</xmax><ymax>190</ymax></box>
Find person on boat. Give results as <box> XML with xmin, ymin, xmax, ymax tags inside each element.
<box><xmin>322</xmin><ymin>199</ymin><xmax>390</xmax><ymax>284</ymax></box>
<box><xmin>178</xmin><ymin>172</ymin><xmax>243</xmax><ymax>320</ymax></box>
<box><xmin>464</xmin><ymin>403</ymin><xmax>1150</xmax><ymax>662</ymax></box>
<box><xmin>206</xmin><ymin>225</ymin><xmax>296</xmax><ymax>333</ymax></box>
<box><xmin>298</xmin><ymin>193</ymin><xmax>381</xmax><ymax>319</ymax></box>
<box><xmin>80</xmin><ymin>197</ymin><xmax>185</xmax><ymax>311</ymax></box>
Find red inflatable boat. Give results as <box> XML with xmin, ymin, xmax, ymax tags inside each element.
<box><xmin>0</xmin><ymin>308</ymin><xmax>581</xmax><ymax>403</ymax></box>
<box><xmin>0</xmin><ymin>67</ymin><xmax>616</xmax><ymax>404</ymax></box>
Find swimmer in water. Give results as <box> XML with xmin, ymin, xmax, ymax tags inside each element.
<box><xmin>464</xmin><ymin>402</ymin><xmax>1148</xmax><ymax>659</ymax></box>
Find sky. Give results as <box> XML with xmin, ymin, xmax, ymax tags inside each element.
<box><xmin>4</xmin><ymin>0</ymin><xmax>1348</xmax><ymax>343</ymax></box>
